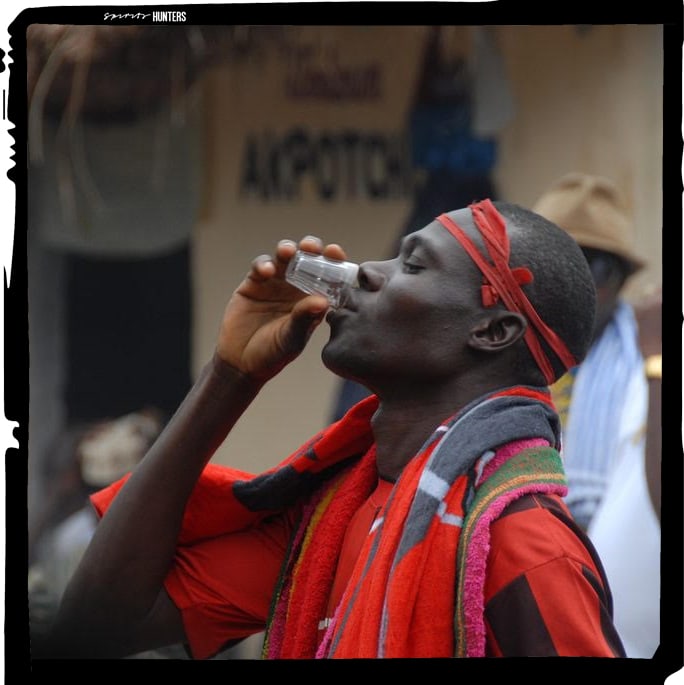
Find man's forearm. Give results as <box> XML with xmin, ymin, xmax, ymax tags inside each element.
<box><xmin>47</xmin><ymin>352</ymin><xmax>263</xmax><ymax>654</ymax></box>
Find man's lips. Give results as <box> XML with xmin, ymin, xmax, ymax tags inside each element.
<box><xmin>326</xmin><ymin>307</ymin><xmax>347</xmax><ymax>324</ymax></box>
<box><xmin>326</xmin><ymin>300</ymin><xmax>357</xmax><ymax>324</ymax></box>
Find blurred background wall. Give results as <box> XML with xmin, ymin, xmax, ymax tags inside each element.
<box><xmin>25</xmin><ymin>22</ymin><xmax>664</xmax><ymax>562</ymax></box>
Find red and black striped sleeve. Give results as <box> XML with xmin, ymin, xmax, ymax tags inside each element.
<box><xmin>483</xmin><ymin>493</ymin><xmax>626</xmax><ymax>657</ymax></box>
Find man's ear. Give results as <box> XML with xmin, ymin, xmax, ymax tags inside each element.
<box><xmin>468</xmin><ymin>312</ymin><xmax>527</xmax><ymax>352</ymax></box>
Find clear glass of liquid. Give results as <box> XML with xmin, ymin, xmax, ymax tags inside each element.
<box><xmin>285</xmin><ymin>250</ymin><xmax>359</xmax><ymax>309</ymax></box>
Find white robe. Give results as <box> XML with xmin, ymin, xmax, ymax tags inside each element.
<box><xmin>587</xmin><ymin>366</ymin><xmax>660</xmax><ymax>659</ymax></box>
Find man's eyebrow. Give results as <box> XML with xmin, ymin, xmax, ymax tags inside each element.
<box><xmin>398</xmin><ymin>235</ymin><xmax>416</xmax><ymax>252</ymax></box>
<box><xmin>399</xmin><ymin>233</ymin><xmax>438</xmax><ymax>259</ymax></box>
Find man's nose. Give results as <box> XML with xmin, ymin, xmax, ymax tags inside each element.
<box><xmin>356</xmin><ymin>261</ymin><xmax>387</xmax><ymax>291</ymax></box>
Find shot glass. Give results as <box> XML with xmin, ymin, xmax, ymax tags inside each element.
<box><xmin>285</xmin><ymin>250</ymin><xmax>359</xmax><ymax>309</ymax></box>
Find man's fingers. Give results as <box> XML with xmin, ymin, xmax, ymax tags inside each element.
<box><xmin>247</xmin><ymin>255</ymin><xmax>277</xmax><ymax>282</ymax></box>
<box><xmin>248</xmin><ymin>238</ymin><xmax>350</xmax><ymax>285</ymax></box>
<box><xmin>284</xmin><ymin>296</ymin><xmax>329</xmax><ymax>351</ymax></box>
<box><xmin>298</xmin><ymin>235</ymin><xmax>325</xmax><ymax>253</ymax></box>
<box><xmin>274</xmin><ymin>240</ymin><xmax>298</xmax><ymax>269</ymax></box>
<box><xmin>322</xmin><ymin>243</ymin><xmax>347</xmax><ymax>261</ymax></box>
<box><xmin>297</xmin><ymin>237</ymin><xmax>348</xmax><ymax>262</ymax></box>
<box><xmin>292</xmin><ymin>293</ymin><xmax>330</xmax><ymax>318</ymax></box>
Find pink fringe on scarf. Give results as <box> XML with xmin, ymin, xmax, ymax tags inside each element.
<box><xmin>463</xmin><ymin>438</ymin><xmax>566</xmax><ymax>657</ymax></box>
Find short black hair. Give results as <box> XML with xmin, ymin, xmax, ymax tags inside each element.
<box><xmin>492</xmin><ymin>201</ymin><xmax>597</xmax><ymax>385</ymax></box>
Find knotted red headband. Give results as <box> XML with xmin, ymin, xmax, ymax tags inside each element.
<box><xmin>436</xmin><ymin>199</ymin><xmax>576</xmax><ymax>385</ymax></box>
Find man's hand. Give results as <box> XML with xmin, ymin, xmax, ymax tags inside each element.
<box><xmin>217</xmin><ymin>236</ymin><xmax>348</xmax><ymax>381</ymax></box>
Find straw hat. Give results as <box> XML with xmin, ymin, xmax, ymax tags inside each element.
<box><xmin>532</xmin><ymin>172</ymin><xmax>645</xmax><ymax>273</ymax></box>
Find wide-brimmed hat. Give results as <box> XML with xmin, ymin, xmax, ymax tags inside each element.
<box><xmin>532</xmin><ymin>172</ymin><xmax>645</xmax><ymax>274</ymax></box>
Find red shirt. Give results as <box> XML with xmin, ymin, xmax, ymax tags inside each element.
<box><xmin>164</xmin><ymin>480</ymin><xmax>623</xmax><ymax>659</ymax></box>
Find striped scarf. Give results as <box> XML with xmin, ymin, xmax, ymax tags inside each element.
<box><xmin>91</xmin><ymin>385</ymin><xmax>566</xmax><ymax>658</ymax></box>
<box><xmin>550</xmin><ymin>300</ymin><xmax>642</xmax><ymax>529</ymax></box>
<box><xmin>260</xmin><ymin>385</ymin><xmax>565</xmax><ymax>658</ymax></box>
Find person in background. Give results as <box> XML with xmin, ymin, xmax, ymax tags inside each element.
<box><xmin>37</xmin><ymin>200</ymin><xmax>625</xmax><ymax>659</ymax></box>
<box><xmin>28</xmin><ymin>409</ymin><xmax>170</xmax><ymax>653</ymax></box>
<box><xmin>533</xmin><ymin>172</ymin><xmax>661</xmax><ymax>658</ymax></box>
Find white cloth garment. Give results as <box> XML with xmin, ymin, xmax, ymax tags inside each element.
<box><xmin>587</xmin><ymin>363</ymin><xmax>660</xmax><ymax>658</ymax></box>
<box><xmin>560</xmin><ymin>299</ymin><xmax>660</xmax><ymax>658</ymax></box>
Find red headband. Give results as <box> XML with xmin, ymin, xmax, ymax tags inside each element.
<box><xmin>436</xmin><ymin>199</ymin><xmax>576</xmax><ymax>385</ymax></box>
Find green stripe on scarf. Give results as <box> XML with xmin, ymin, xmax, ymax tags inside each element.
<box><xmin>454</xmin><ymin>446</ymin><xmax>567</xmax><ymax>657</ymax></box>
